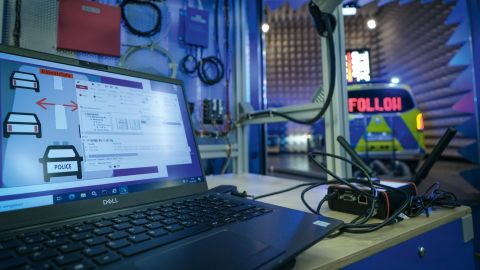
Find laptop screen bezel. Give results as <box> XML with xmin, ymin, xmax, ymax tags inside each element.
<box><xmin>0</xmin><ymin>45</ymin><xmax>209</xmax><ymax>232</ymax></box>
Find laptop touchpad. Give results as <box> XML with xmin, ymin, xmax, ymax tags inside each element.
<box><xmin>134</xmin><ymin>230</ymin><xmax>285</xmax><ymax>270</ymax></box>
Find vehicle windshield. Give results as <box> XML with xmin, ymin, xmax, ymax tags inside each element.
<box><xmin>7</xmin><ymin>114</ymin><xmax>37</xmax><ymax>123</ymax></box>
<box><xmin>12</xmin><ymin>72</ymin><xmax>36</xmax><ymax>81</ymax></box>
<box><xmin>47</xmin><ymin>149</ymin><xmax>76</xmax><ymax>158</ymax></box>
<box><xmin>347</xmin><ymin>88</ymin><xmax>415</xmax><ymax>113</ymax></box>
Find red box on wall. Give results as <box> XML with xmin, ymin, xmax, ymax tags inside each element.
<box><xmin>57</xmin><ymin>0</ymin><xmax>121</xmax><ymax>56</ymax></box>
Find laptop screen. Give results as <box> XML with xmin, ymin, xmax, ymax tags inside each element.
<box><xmin>0</xmin><ymin>51</ymin><xmax>204</xmax><ymax>213</ymax></box>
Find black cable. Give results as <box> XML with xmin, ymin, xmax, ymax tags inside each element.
<box><xmin>309</xmin><ymin>154</ymin><xmax>378</xmax><ymax>226</ymax></box>
<box><xmin>238</xmin><ymin>13</ymin><xmax>336</xmax><ymax>125</ymax></box>
<box><xmin>301</xmin><ymin>182</ymin><xmax>329</xmax><ymax>214</ymax></box>
<box><xmin>309</xmin><ymin>152</ymin><xmax>376</xmax><ymax>199</ymax></box>
<box><xmin>220</xmin><ymin>136</ymin><xmax>232</xmax><ymax>175</ymax></box>
<box><xmin>303</xmin><ymin>153</ymin><xmax>413</xmax><ymax>233</ymax></box>
<box><xmin>120</xmin><ymin>0</ymin><xmax>162</xmax><ymax>37</ymax></box>
<box><xmin>214</xmin><ymin>0</ymin><xmax>221</xmax><ymax>57</ymax></box>
<box><xmin>13</xmin><ymin>0</ymin><xmax>22</xmax><ymax>47</ymax></box>
<box><xmin>339</xmin><ymin>182</ymin><xmax>410</xmax><ymax>233</ymax></box>
<box><xmin>316</xmin><ymin>191</ymin><xmax>336</xmax><ymax>213</ymax></box>
<box><xmin>180</xmin><ymin>53</ymin><xmax>224</xmax><ymax>85</ymax></box>
<box><xmin>254</xmin><ymin>183</ymin><xmax>316</xmax><ymax>200</ymax></box>
<box><xmin>197</xmin><ymin>56</ymin><xmax>224</xmax><ymax>85</ymax></box>
<box><xmin>405</xmin><ymin>182</ymin><xmax>459</xmax><ymax>218</ymax></box>
<box><xmin>181</xmin><ymin>54</ymin><xmax>199</xmax><ymax>74</ymax></box>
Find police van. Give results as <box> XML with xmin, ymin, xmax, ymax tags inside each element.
<box><xmin>38</xmin><ymin>145</ymin><xmax>83</xmax><ymax>182</ymax></box>
<box><xmin>347</xmin><ymin>82</ymin><xmax>425</xmax><ymax>174</ymax></box>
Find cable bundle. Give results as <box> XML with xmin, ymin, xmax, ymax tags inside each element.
<box><xmin>248</xmin><ymin>152</ymin><xmax>459</xmax><ymax>236</ymax></box>
<box><xmin>120</xmin><ymin>0</ymin><xmax>162</xmax><ymax>37</ymax></box>
<box><xmin>180</xmin><ymin>54</ymin><xmax>224</xmax><ymax>85</ymax></box>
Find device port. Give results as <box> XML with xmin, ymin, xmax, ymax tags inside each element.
<box><xmin>358</xmin><ymin>195</ymin><xmax>368</xmax><ymax>205</ymax></box>
<box><xmin>339</xmin><ymin>194</ymin><xmax>356</xmax><ymax>202</ymax></box>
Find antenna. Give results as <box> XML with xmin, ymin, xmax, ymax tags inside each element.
<box><xmin>337</xmin><ymin>136</ymin><xmax>375</xmax><ymax>177</ymax></box>
<box><xmin>412</xmin><ymin>127</ymin><xmax>457</xmax><ymax>185</ymax></box>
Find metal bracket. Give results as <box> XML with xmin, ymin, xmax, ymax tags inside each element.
<box><xmin>199</xmin><ymin>144</ymin><xmax>238</xmax><ymax>159</ymax></box>
<box><xmin>239</xmin><ymin>102</ymin><xmax>254</xmax><ymax>116</ymax></box>
<box><xmin>462</xmin><ymin>214</ymin><xmax>474</xmax><ymax>243</ymax></box>
<box><xmin>238</xmin><ymin>103</ymin><xmax>324</xmax><ymax>125</ymax></box>
<box><xmin>311</xmin><ymin>0</ymin><xmax>344</xmax><ymax>13</ymax></box>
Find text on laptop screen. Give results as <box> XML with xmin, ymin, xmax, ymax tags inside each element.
<box><xmin>0</xmin><ymin>52</ymin><xmax>204</xmax><ymax>213</ymax></box>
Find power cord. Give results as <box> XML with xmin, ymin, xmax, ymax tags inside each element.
<box><xmin>254</xmin><ymin>183</ymin><xmax>316</xmax><ymax>200</ymax></box>
<box><xmin>13</xmin><ymin>0</ymin><xmax>22</xmax><ymax>47</ymax></box>
<box><xmin>119</xmin><ymin>42</ymin><xmax>178</xmax><ymax>78</ymax></box>
<box><xmin>179</xmin><ymin>54</ymin><xmax>224</xmax><ymax>85</ymax></box>
<box><xmin>120</xmin><ymin>0</ymin><xmax>163</xmax><ymax>37</ymax></box>
<box><xmin>405</xmin><ymin>182</ymin><xmax>459</xmax><ymax>218</ymax></box>
<box><xmin>243</xmin><ymin>157</ymin><xmax>458</xmax><ymax>236</ymax></box>
<box><xmin>197</xmin><ymin>56</ymin><xmax>224</xmax><ymax>85</ymax></box>
<box><xmin>180</xmin><ymin>54</ymin><xmax>199</xmax><ymax>75</ymax></box>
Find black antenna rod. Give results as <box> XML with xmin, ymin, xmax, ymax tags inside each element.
<box><xmin>337</xmin><ymin>136</ymin><xmax>375</xmax><ymax>177</ymax></box>
<box><xmin>412</xmin><ymin>127</ymin><xmax>457</xmax><ymax>185</ymax></box>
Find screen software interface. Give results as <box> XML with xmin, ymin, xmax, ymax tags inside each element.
<box><xmin>0</xmin><ymin>51</ymin><xmax>204</xmax><ymax>213</ymax></box>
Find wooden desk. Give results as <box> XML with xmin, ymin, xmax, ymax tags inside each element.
<box><xmin>207</xmin><ymin>174</ymin><xmax>475</xmax><ymax>270</ymax></box>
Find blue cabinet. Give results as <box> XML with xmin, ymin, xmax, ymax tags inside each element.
<box><xmin>343</xmin><ymin>219</ymin><xmax>475</xmax><ymax>270</ymax></box>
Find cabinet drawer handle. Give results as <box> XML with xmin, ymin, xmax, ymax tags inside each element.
<box><xmin>418</xmin><ymin>246</ymin><xmax>426</xmax><ymax>257</ymax></box>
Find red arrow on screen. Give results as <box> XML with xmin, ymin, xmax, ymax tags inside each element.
<box><xmin>63</xmin><ymin>101</ymin><xmax>78</xmax><ymax>112</ymax></box>
<box><xmin>36</xmin><ymin>98</ymin><xmax>56</xmax><ymax>110</ymax></box>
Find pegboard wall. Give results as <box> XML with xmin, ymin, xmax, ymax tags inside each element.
<box><xmin>1</xmin><ymin>0</ymin><xmax>235</xmax><ymax>148</ymax></box>
<box><xmin>265</xmin><ymin>0</ymin><xmax>465</xmax><ymax>158</ymax></box>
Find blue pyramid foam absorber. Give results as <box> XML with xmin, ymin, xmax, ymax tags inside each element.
<box><xmin>457</xmin><ymin>116</ymin><xmax>478</xmax><ymax>139</ymax></box>
<box><xmin>264</xmin><ymin>0</ymin><xmax>285</xmax><ymax>11</ymax></box>
<box><xmin>450</xmin><ymin>66</ymin><xmax>473</xmax><ymax>90</ymax></box>
<box><xmin>449</xmin><ymin>44</ymin><xmax>472</xmax><ymax>66</ymax></box>
<box><xmin>447</xmin><ymin>21</ymin><xmax>470</xmax><ymax>46</ymax></box>
<box><xmin>378</xmin><ymin>0</ymin><xmax>395</xmax><ymax>7</ymax></box>
<box><xmin>460</xmin><ymin>168</ymin><xmax>480</xmax><ymax>191</ymax></box>
<box><xmin>453</xmin><ymin>91</ymin><xmax>475</xmax><ymax>114</ymax></box>
<box><xmin>445</xmin><ymin>0</ymin><xmax>466</xmax><ymax>25</ymax></box>
<box><xmin>288</xmin><ymin>0</ymin><xmax>308</xmax><ymax>10</ymax></box>
<box><xmin>399</xmin><ymin>0</ymin><xmax>415</xmax><ymax>5</ymax></box>
<box><xmin>459</xmin><ymin>143</ymin><xmax>480</xmax><ymax>165</ymax></box>
<box><xmin>358</xmin><ymin>0</ymin><xmax>375</xmax><ymax>6</ymax></box>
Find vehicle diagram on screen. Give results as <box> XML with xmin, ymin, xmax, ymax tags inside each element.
<box><xmin>10</xmin><ymin>71</ymin><xmax>40</xmax><ymax>92</ymax></box>
<box><xmin>38</xmin><ymin>145</ymin><xmax>83</xmax><ymax>182</ymax></box>
<box><xmin>3</xmin><ymin>112</ymin><xmax>42</xmax><ymax>138</ymax></box>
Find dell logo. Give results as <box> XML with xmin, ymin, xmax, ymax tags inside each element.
<box><xmin>103</xmin><ymin>198</ymin><xmax>119</xmax><ymax>206</ymax></box>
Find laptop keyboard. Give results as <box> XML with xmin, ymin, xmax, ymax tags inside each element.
<box><xmin>0</xmin><ymin>194</ymin><xmax>272</xmax><ymax>270</ymax></box>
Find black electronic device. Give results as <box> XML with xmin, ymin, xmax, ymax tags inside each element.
<box><xmin>203</xmin><ymin>98</ymin><xmax>224</xmax><ymax>124</ymax></box>
<box><xmin>208</xmin><ymin>184</ymin><xmax>238</xmax><ymax>194</ymax></box>
<box><xmin>327</xmin><ymin>181</ymin><xmax>417</xmax><ymax>219</ymax></box>
<box><xmin>327</xmin><ymin>128</ymin><xmax>457</xmax><ymax>219</ymax></box>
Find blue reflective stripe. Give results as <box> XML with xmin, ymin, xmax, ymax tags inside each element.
<box><xmin>350</xmin><ymin>118</ymin><xmax>367</xmax><ymax>147</ymax></box>
<box><xmin>391</xmin><ymin>116</ymin><xmax>419</xmax><ymax>149</ymax></box>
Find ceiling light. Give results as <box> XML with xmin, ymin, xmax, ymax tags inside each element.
<box><xmin>391</xmin><ymin>77</ymin><xmax>400</xmax><ymax>84</ymax></box>
<box><xmin>261</xmin><ymin>23</ymin><xmax>270</xmax><ymax>33</ymax></box>
<box><xmin>342</xmin><ymin>6</ymin><xmax>357</xmax><ymax>16</ymax></box>
<box><xmin>367</xmin><ymin>19</ymin><xmax>377</xmax><ymax>29</ymax></box>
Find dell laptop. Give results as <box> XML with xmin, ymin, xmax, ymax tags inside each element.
<box><xmin>0</xmin><ymin>45</ymin><xmax>342</xmax><ymax>270</ymax></box>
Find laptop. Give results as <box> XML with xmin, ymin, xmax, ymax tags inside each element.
<box><xmin>0</xmin><ymin>45</ymin><xmax>342</xmax><ymax>270</ymax></box>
